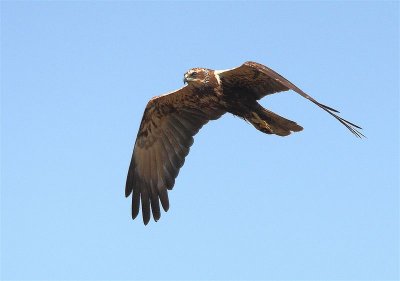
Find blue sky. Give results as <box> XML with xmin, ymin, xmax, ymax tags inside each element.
<box><xmin>1</xmin><ymin>1</ymin><xmax>398</xmax><ymax>280</ymax></box>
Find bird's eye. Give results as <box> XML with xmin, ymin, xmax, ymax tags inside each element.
<box><xmin>191</xmin><ymin>72</ymin><xmax>197</xmax><ymax>77</ymax></box>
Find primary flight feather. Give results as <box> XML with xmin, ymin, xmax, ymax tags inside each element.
<box><xmin>125</xmin><ymin>61</ymin><xmax>364</xmax><ymax>225</ymax></box>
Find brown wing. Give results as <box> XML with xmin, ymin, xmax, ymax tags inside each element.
<box><xmin>125</xmin><ymin>86</ymin><xmax>224</xmax><ymax>225</ymax></box>
<box><xmin>218</xmin><ymin>61</ymin><xmax>364</xmax><ymax>138</ymax></box>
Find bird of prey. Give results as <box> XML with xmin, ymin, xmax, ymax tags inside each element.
<box><xmin>125</xmin><ymin>61</ymin><xmax>363</xmax><ymax>225</ymax></box>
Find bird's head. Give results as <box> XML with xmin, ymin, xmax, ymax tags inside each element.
<box><xmin>183</xmin><ymin>68</ymin><xmax>210</xmax><ymax>87</ymax></box>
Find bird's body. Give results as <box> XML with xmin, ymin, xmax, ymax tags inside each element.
<box><xmin>126</xmin><ymin>61</ymin><xmax>363</xmax><ymax>225</ymax></box>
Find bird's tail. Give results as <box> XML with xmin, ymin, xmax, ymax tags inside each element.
<box><xmin>247</xmin><ymin>103</ymin><xmax>303</xmax><ymax>136</ymax></box>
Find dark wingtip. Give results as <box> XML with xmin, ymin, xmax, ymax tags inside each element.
<box><xmin>142</xmin><ymin>212</ymin><xmax>150</xmax><ymax>226</ymax></box>
<box><xmin>321</xmin><ymin>105</ymin><xmax>366</xmax><ymax>138</ymax></box>
<box><xmin>131</xmin><ymin>211</ymin><xmax>138</xmax><ymax>220</ymax></box>
<box><xmin>151</xmin><ymin>206</ymin><xmax>161</xmax><ymax>222</ymax></box>
<box><xmin>301</xmin><ymin>97</ymin><xmax>365</xmax><ymax>138</ymax></box>
<box><xmin>317</xmin><ymin>101</ymin><xmax>340</xmax><ymax>113</ymax></box>
<box><xmin>159</xmin><ymin>189</ymin><xmax>170</xmax><ymax>212</ymax></box>
<box><xmin>125</xmin><ymin>188</ymin><xmax>132</xmax><ymax>198</ymax></box>
<box><xmin>125</xmin><ymin>165</ymin><xmax>134</xmax><ymax>197</ymax></box>
<box><xmin>131</xmin><ymin>188</ymin><xmax>140</xmax><ymax>220</ymax></box>
<box><xmin>162</xmin><ymin>203</ymin><xmax>170</xmax><ymax>212</ymax></box>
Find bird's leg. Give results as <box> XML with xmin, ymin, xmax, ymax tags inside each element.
<box><xmin>251</xmin><ymin>112</ymin><xmax>272</xmax><ymax>132</ymax></box>
<box><xmin>245</xmin><ymin>103</ymin><xmax>303</xmax><ymax>136</ymax></box>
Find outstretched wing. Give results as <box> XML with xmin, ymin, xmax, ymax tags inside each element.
<box><xmin>125</xmin><ymin>86</ymin><xmax>224</xmax><ymax>225</ymax></box>
<box><xmin>218</xmin><ymin>61</ymin><xmax>364</xmax><ymax>137</ymax></box>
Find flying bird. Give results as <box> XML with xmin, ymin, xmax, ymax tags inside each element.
<box><xmin>125</xmin><ymin>61</ymin><xmax>364</xmax><ymax>225</ymax></box>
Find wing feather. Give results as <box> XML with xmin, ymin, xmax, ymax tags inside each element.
<box><xmin>160</xmin><ymin>130</ymin><xmax>181</xmax><ymax>175</ymax></box>
<box><xmin>165</xmin><ymin>120</ymin><xmax>190</xmax><ymax>154</ymax></box>
<box><xmin>157</xmin><ymin>137</ymin><xmax>176</xmax><ymax>189</ymax></box>
<box><xmin>140</xmin><ymin>184</ymin><xmax>151</xmax><ymax>225</ymax></box>
<box><xmin>218</xmin><ymin>61</ymin><xmax>364</xmax><ymax>137</ymax></box>
<box><xmin>149</xmin><ymin>148</ymin><xmax>161</xmax><ymax>222</ymax></box>
<box><xmin>159</xmin><ymin>188</ymin><xmax>169</xmax><ymax>211</ymax></box>
<box><xmin>168</xmin><ymin>115</ymin><xmax>193</xmax><ymax>146</ymax></box>
<box><xmin>131</xmin><ymin>179</ymin><xmax>140</xmax><ymax>219</ymax></box>
<box><xmin>162</xmin><ymin>128</ymin><xmax>186</xmax><ymax>173</ymax></box>
<box><xmin>126</xmin><ymin>86</ymin><xmax>225</xmax><ymax>224</ymax></box>
<box><xmin>170</xmin><ymin>114</ymin><xmax>197</xmax><ymax>140</ymax></box>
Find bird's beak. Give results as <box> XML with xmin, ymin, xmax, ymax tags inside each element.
<box><xmin>183</xmin><ymin>74</ymin><xmax>194</xmax><ymax>84</ymax></box>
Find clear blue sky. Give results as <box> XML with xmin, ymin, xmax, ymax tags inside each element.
<box><xmin>1</xmin><ymin>1</ymin><xmax>398</xmax><ymax>280</ymax></box>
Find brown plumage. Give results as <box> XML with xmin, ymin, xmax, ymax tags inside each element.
<box><xmin>125</xmin><ymin>61</ymin><xmax>364</xmax><ymax>225</ymax></box>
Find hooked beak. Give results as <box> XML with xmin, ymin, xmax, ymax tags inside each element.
<box><xmin>183</xmin><ymin>74</ymin><xmax>194</xmax><ymax>84</ymax></box>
